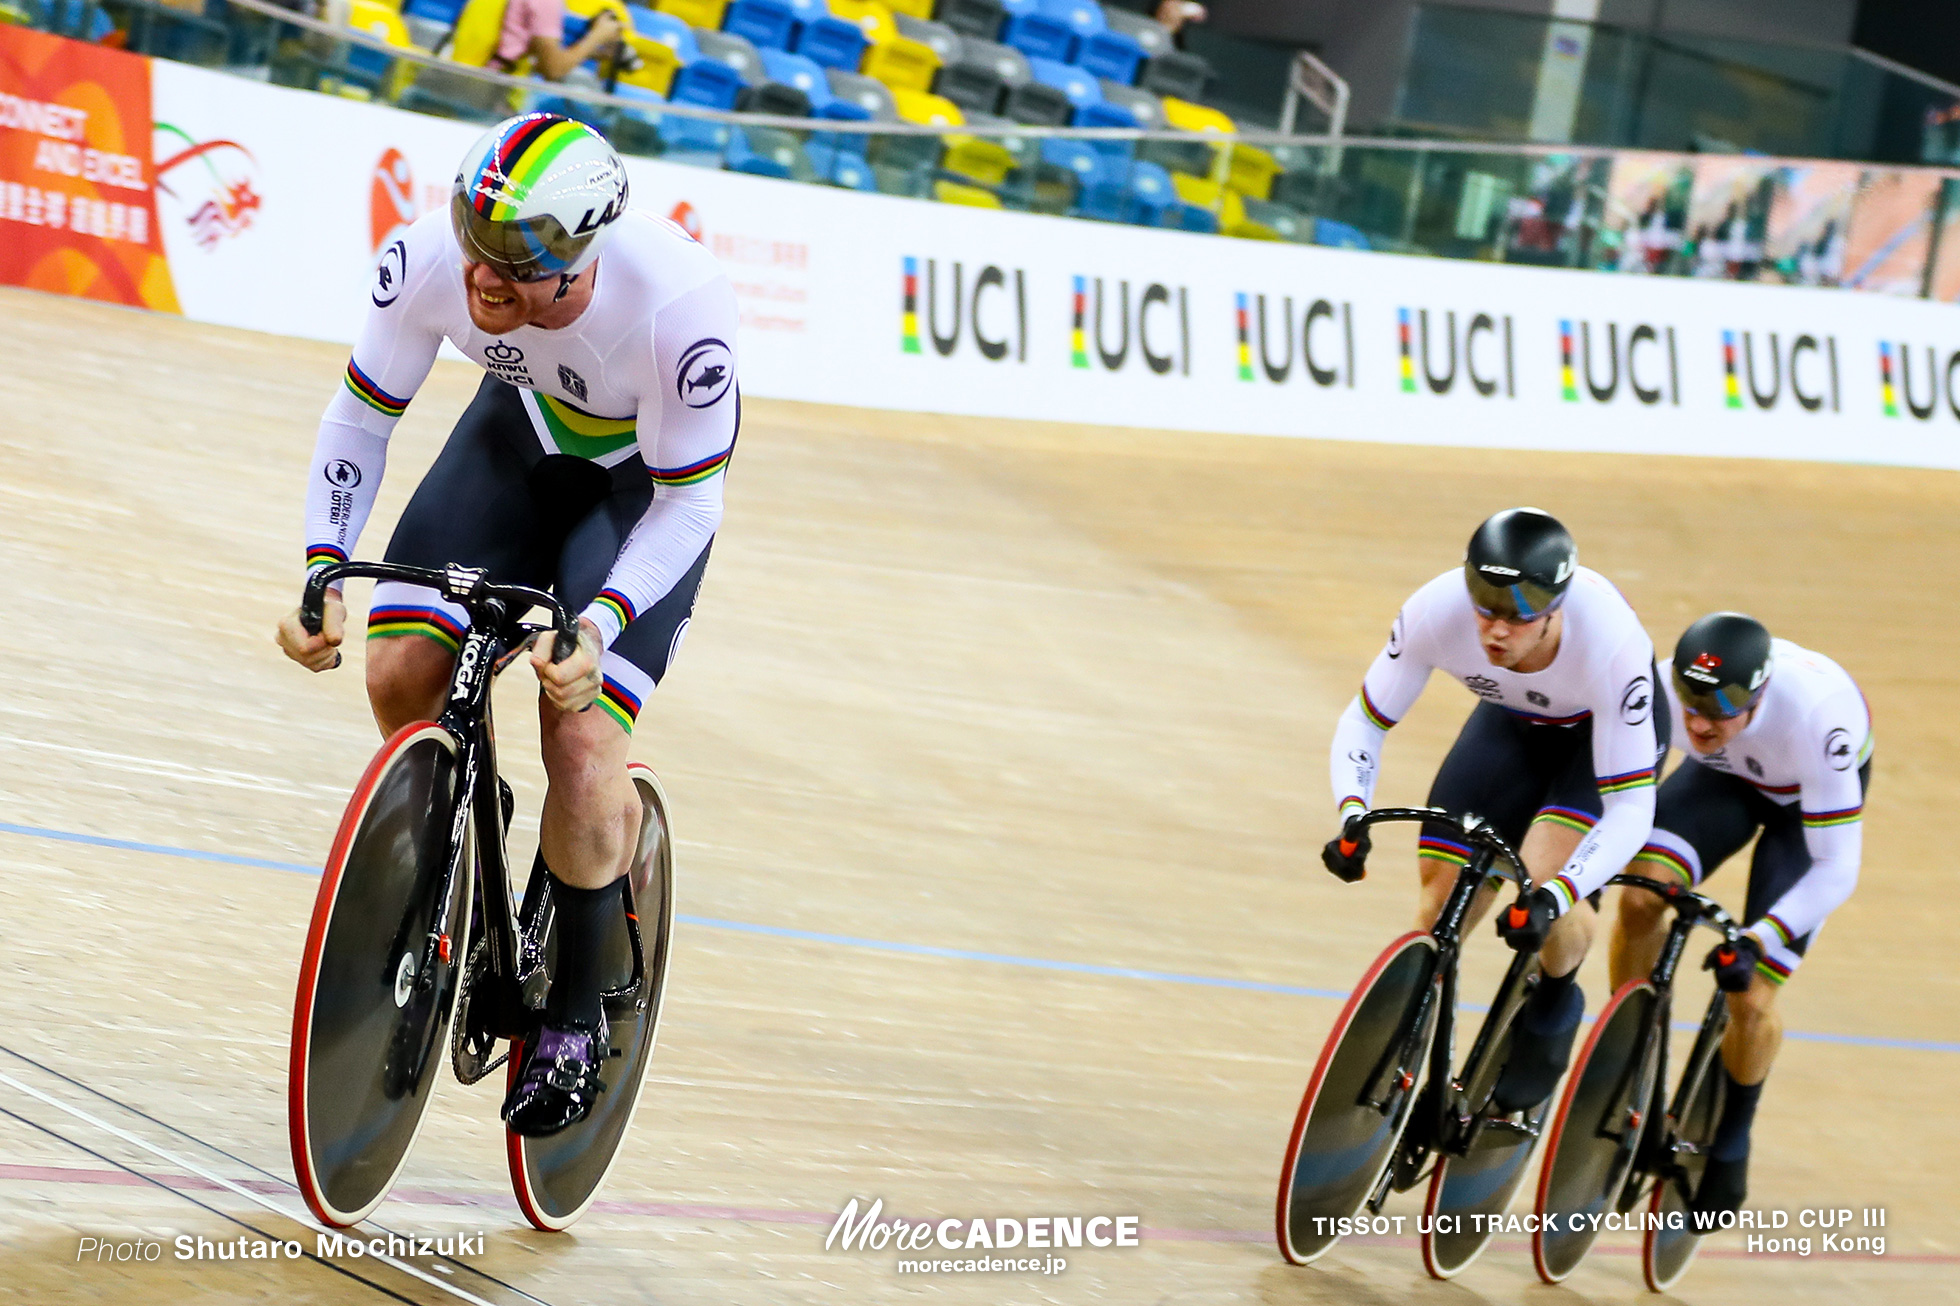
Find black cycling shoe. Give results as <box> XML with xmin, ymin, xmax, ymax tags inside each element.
<box><xmin>1492</xmin><ymin>983</ymin><xmax>1585</xmax><ymax>1112</ymax></box>
<box><xmin>1691</xmin><ymin>1154</ymin><xmax>1749</xmax><ymax>1220</ymax></box>
<box><xmin>503</xmin><ymin>1016</ymin><xmax>610</xmax><ymax>1137</ymax></box>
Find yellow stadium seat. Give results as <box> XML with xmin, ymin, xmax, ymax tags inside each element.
<box><xmin>349</xmin><ymin>0</ymin><xmax>412</xmax><ymax>48</ymax></box>
<box><xmin>940</xmin><ymin>135</ymin><xmax>1015</xmax><ymax>187</ymax></box>
<box><xmin>567</xmin><ymin>0</ymin><xmax>634</xmax><ymax>28</ymax></box>
<box><xmin>619</xmin><ymin>35</ymin><xmax>681</xmax><ymax>94</ymax></box>
<box><xmin>447</xmin><ymin>0</ymin><xmax>508</xmax><ymax>67</ymax></box>
<box><xmin>1227</xmin><ymin>144</ymin><xmax>1278</xmax><ymax>202</ymax></box>
<box><xmin>1225</xmin><ymin>215</ymin><xmax>1280</xmax><ymax>240</ymax></box>
<box><xmin>861</xmin><ymin>35</ymin><xmax>938</xmax><ymax>92</ymax></box>
<box><xmin>882</xmin><ymin>0</ymin><xmax>931</xmax><ymax>16</ymax></box>
<box><xmin>934</xmin><ymin>179</ymin><xmax>1002</xmax><ymax>208</ymax></box>
<box><xmin>1160</xmin><ymin>95</ymin><xmax>1235</xmax><ymax>135</ymax></box>
<box><xmin>891</xmin><ymin>86</ymin><xmax>962</xmax><ymax>126</ymax></box>
<box><xmin>829</xmin><ymin>0</ymin><xmax>896</xmax><ymax>44</ymax></box>
<box><xmin>655</xmin><ymin>0</ymin><xmax>726</xmax><ymax>28</ymax></box>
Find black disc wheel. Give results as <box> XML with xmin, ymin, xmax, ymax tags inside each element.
<box><xmin>1420</xmin><ymin>980</ymin><xmax>1549</xmax><ymax>1279</ymax></box>
<box><xmin>1276</xmin><ymin>932</ymin><xmax>1439</xmax><ymax>1265</ymax></box>
<box><xmin>507</xmin><ymin>762</ymin><xmax>676</xmax><ymax>1231</ymax></box>
<box><xmin>1643</xmin><ymin>1049</ymin><xmax>1726</xmax><ymax>1291</ymax></box>
<box><xmin>290</xmin><ymin>723</ymin><xmax>472</xmax><ymax>1228</ymax></box>
<box><xmin>1532</xmin><ymin>981</ymin><xmax>1658</xmax><ymax>1283</ymax></box>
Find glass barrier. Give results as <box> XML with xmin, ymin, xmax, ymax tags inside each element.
<box><xmin>7</xmin><ymin>0</ymin><xmax>1960</xmax><ymax>297</ymax></box>
<box><xmin>1395</xmin><ymin>2</ymin><xmax>1960</xmax><ymax>165</ymax></box>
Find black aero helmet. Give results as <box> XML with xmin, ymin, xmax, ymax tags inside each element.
<box><xmin>1673</xmin><ymin>612</ymin><xmax>1773</xmax><ymax>719</ymax></box>
<box><xmin>1463</xmin><ymin>508</ymin><xmax>1577</xmax><ymax>622</ymax></box>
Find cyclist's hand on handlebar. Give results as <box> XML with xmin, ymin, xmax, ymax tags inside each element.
<box><xmin>1321</xmin><ymin>812</ymin><xmax>1371</xmax><ymax>883</ymax></box>
<box><xmin>1703</xmin><ymin>934</ymin><xmax>1763</xmax><ymax>993</ymax></box>
<box><xmin>532</xmin><ymin>617</ymin><xmax>605</xmax><ymax>712</ymax></box>
<box><xmin>1497</xmin><ymin>886</ymin><xmax>1560</xmax><ymax>953</ymax></box>
<box><xmin>275</xmin><ymin>593</ymin><xmax>345</xmax><ymax>672</ymax></box>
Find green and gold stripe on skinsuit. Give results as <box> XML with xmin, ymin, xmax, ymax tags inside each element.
<box><xmin>525</xmin><ymin>391</ymin><xmax>638</xmax><ymax>461</ymax></box>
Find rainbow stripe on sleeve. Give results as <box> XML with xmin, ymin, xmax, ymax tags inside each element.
<box><xmin>1802</xmin><ymin>804</ymin><xmax>1862</xmax><ymax>829</ymax></box>
<box><xmin>1758</xmin><ymin>914</ymin><xmax>1799</xmax><ymax>947</ymax></box>
<box><xmin>1546</xmin><ymin>874</ymin><xmax>1581</xmax><ymax>913</ymax></box>
<box><xmin>591</xmin><ymin>588</ymin><xmax>637</xmax><ymax>631</ymax></box>
<box><xmin>649</xmin><ymin>444</ymin><xmax>733</xmax><ymax>487</ymax></box>
<box><xmin>595</xmin><ymin>674</ymin><xmax>643</xmax><ymax>733</ymax></box>
<box><xmin>343</xmin><ymin>359</ymin><xmax>409</xmax><ymax>419</ymax></box>
<box><xmin>1359</xmin><ymin>685</ymin><xmax>1397</xmax><ymax>731</ymax></box>
<box><xmin>1755</xmin><ymin>951</ymin><xmax>1793</xmax><ymax>984</ymax></box>
<box><xmin>306</xmin><ymin>544</ymin><xmax>348</xmax><ymax>572</ymax></box>
<box><xmin>1597</xmin><ymin>765</ymin><xmax>1656</xmax><ymax>795</ymax></box>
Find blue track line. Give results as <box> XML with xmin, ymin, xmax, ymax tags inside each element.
<box><xmin>4</xmin><ymin>818</ymin><xmax>1956</xmax><ymax>1054</ymax></box>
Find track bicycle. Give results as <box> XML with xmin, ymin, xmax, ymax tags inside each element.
<box><xmin>1532</xmin><ymin>872</ymin><xmax>1739</xmax><ymax>1291</ymax></box>
<box><xmin>287</xmin><ymin>560</ymin><xmax>676</xmax><ymax>1232</ymax></box>
<box><xmin>1275</xmin><ymin>806</ymin><xmax>1555</xmax><ymax>1278</ymax></box>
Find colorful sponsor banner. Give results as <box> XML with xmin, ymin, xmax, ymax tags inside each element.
<box><xmin>11</xmin><ymin>25</ymin><xmax>1960</xmax><ymax>467</ymax></box>
<box><xmin>0</xmin><ymin>24</ymin><xmax>174</xmax><ymax>309</ymax></box>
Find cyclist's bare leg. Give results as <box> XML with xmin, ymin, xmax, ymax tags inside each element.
<box><xmin>1415</xmin><ymin>856</ymin><xmax>1460</xmax><ymax>930</ymax></box>
<box><xmin>1721</xmin><ymin>972</ymin><xmax>1781</xmax><ymax>1085</ymax></box>
<box><xmin>1607</xmin><ymin>861</ymin><xmax>1675</xmax><ymax>989</ymax></box>
<box><xmin>1433</xmin><ymin>819</ymin><xmax>1594</xmax><ymax>971</ymax></box>
<box><xmin>366</xmin><ymin>636</ymin><xmax>453</xmax><ymax>735</ymax></box>
<box><xmin>537</xmin><ymin>695</ymin><xmax>641</xmax><ymax>890</ymax></box>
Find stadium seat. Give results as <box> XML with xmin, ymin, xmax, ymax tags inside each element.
<box><xmin>829</xmin><ymin>0</ymin><xmax>898</xmax><ymax>41</ymax></box>
<box><xmin>672</xmin><ymin>55</ymin><xmax>747</xmax><ymax>108</ymax></box>
<box><xmin>1140</xmin><ymin>49</ymin><xmax>1208</xmax><ymax>101</ymax></box>
<box><xmin>758</xmin><ymin>47</ymin><xmax>832</xmax><ymax>104</ymax></box>
<box><xmin>726</xmin><ymin>125</ymin><xmax>815</xmax><ymax>178</ymax></box>
<box><xmin>696</xmin><ymin>27</ymin><xmax>765</xmax><ymax>83</ymax></box>
<box><xmin>1242</xmin><ymin>198</ymin><xmax>1313</xmax><ymax>243</ymax></box>
<box><xmin>346</xmin><ymin>0</ymin><xmax>414</xmax><ymax>80</ymax></box>
<box><xmin>805</xmin><ymin>138</ymin><xmax>877</xmax><ymax>187</ymax></box>
<box><xmin>723</xmin><ymin>0</ymin><xmax>796</xmax><ymax>49</ymax></box>
<box><xmin>863</xmin><ymin>35</ymin><xmax>942</xmax><ymax>93</ymax></box>
<box><xmin>891</xmin><ymin>85</ymin><xmax>963</xmax><ymax>124</ymax></box>
<box><xmin>1074</xmin><ymin>99</ymin><xmax>1135</xmax><ymax>130</ymax></box>
<box><xmin>1000</xmin><ymin>7</ymin><xmax>1071</xmax><ymax>62</ymax></box>
<box><xmin>796</xmin><ymin>14</ymin><xmax>870</xmax><ymax>70</ymax></box>
<box><xmin>1124</xmin><ymin>159</ymin><xmax>1173</xmax><ymax>224</ymax></box>
<box><xmin>1074</xmin><ymin>28</ymin><xmax>1143</xmax><ymax>84</ymax></box>
<box><xmin>1097</xmin><ymin>78</ymin><xmax>1161</xmax><ymax>128</ymax></box>
<box><xmin>881</xmin><ymin>0</ymin><xmax>933</xmax><ymax>17</ymax></box>
<box><xmin>1100</xmin><ymin>7</ymin><xmax>1167</xmax><ymax>59</ymax></box>
<box><xmin>748</xmin><ymin>81</ymin><xmax>815</xmax><ymax>112</ymax></box>
<box><xmin>934</xmin><ymin>178</ymin><xmax>1004</xmax><ymax>207</ymax></box>
<box><xmin>935</xmin><ymin>62</ymin><xmax>1006</xmax><ymax>114</ymax></box>
<box><xmin>401</xmin><ymin>0</ymin><xmax>460</xmax><ymax>52</ymax></box>
<box><xmin>1032</xmin><ymin>0</ymin><xmax>1100</xmax><ymax>43</ymax></box>
<box><xmin>655</xmin><ymin>0</ymin><xmax>725</xmax><ymax>26</ymax></box>
<box><xmin>1026</xmin><ymin>56</ymin><xmax>1097</xmax><ymax>114</ymax></box>
<box><xmin>1040</xmin><ymin>136</ymin><xmax>1100</xmax><ymax>185</ymax></box>
<box><xmin>940</xmin><ymin>135</ymin><xmax>1015</xmax><ymax>188</ymax></box>
<box><xmin>950</xmin><ymin>35</ymin><xmax>1029</xmax><ymax>89</ymax></box>
<box><xmin>659</xmin><ymin>110</ymin><xmax>731</xmax><ymax>160</ymax></box>
<box><xmin>618</xmin><ymin>38</ymin><xmax>685</xmax><ymax>95</ymax></box>
<box><xmin>1170</xmin><ymin>169</ymin><xmax>1242</xmax><ymax>229</ymax></box>
<box><xmin>825</xmin><ymin>67</ymin><xmax>899</xmax><ymax>118</ymax></box>
<box><xmin>894</xmin><ymin>12</ymin><xmax>962</xmax><ymax>61</ymax></box>
<box><xmin>1227</xmin><ymin>144</ymin><xmax>1279</xmax><ymax>202</ymax></box>
<box><xmin>933</xmin><ymin>0</ymin><xmax>1003</xmax><ymax>40</ymax></box>
<box><xmin>1160</xmin><ymin>94</ymin><xmax>1231</xmax><ymax>134</ymax></box>
<box><xmin>1314</xmin><ymin>217</ymin><xmax>1370</xmax><ymax>249</ymax></box>
<box><xmin>1001</xmin><ymin>77</ymin><xmax>1070</xmax><ymax>126</ymax></box>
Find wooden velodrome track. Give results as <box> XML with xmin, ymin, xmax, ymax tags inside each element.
<box><xmin>0</xmin><ymin>283</ymin><xmax>1955</xmax><ymax>1305</ymax></box>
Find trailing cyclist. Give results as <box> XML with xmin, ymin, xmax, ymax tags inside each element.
<box><xmin>1322</xmin><ymin>507</ymin><xmax>1664</xmax><ymax>1113</ymax></box>
<box><xmin>1609</xmin><ymin>613</ymin><xmax>1872</xmax><ymax>1218</ymax></box>
<box><xmin>275</xmin><ymin>112</ymin><xmax>737</xmax><ymax>1136</ymax></box>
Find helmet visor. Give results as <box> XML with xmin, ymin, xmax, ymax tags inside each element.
<box><xmin>451</xmin><ymin>191</ymin><xmax>586</xmax><ymax>283</ymax></box>
<box><xmin>1672</xmin><ymin>667</ymin><xmax>1762</xmax><ymax>720</ymax></box>
<box><xmin>1463</xmin><ymin>563</ymin><xmax>1564</xmax><ymax>622</ymax></box>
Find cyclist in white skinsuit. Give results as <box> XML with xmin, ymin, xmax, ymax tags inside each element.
<box><xmin>1611</xmin><ymin>614</ymin><xmax>1873</xmax><ymax>1217</ymax></box>
<box><xmin>276</xmin><ymin>113</ymin><xmax>737</xmax><ymax>1136</ymax></box>
<box><xmin>1323</xmin><ymin>509</ymin><xmax>1664</xmax><ymax>1113</ymax></box>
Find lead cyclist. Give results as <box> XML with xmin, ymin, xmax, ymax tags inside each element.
<box><xmin>275</xmin><ymin>114</ymin><xmax>738</xmax><ymax>1136</ymax></box>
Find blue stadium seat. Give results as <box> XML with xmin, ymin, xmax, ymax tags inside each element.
<box><xmin>624</xmin><ymin>5</ymin><xmax>698</xmax><ymax>58</ymax></box>
<box><xmin>1040</xmin><ymin>137</ymin><xmax>1101</xmax><ymax>184</ymax></box>
<box><xmin>671</xmin><ymin>56</ymin><xmax>746</xmax><ymax>109</ymax></box>
<box><xmin>1000</xmin><ymin>8</ymin><xmax>1072</xmax><ymax>62</ymax></box>
<box><xmin>1163</xmin><ymin>200</ymin><xmax>1218</xmax><ymax>233</ymax></box>
<box><xmin>659</xmin><ymin>109</ymin><xmax>732</xmax><ymax>160</ymax></box>
<box><xmin>723</xmin><ymin>0</ymin><xmax>797</xmax><ymax>50</ymax></box>
<box><xmin>1125</xmin><ymin>159</ymin><xmax>1173</xmax><ymax>225</ymax></box>
<box><xmin>1074</xmin><ymin>99</ymin><xmax>1135</xmax><ymax>130</ymax></box>
<box><xmin>795</xmin><ymin>14</ymin><xmax>869</xmax><ymax>71</ymax></box>
<box><xmin>725</xmin><ymin>127</ymin><xmax>794</xmax><ymax>178</ymax></box>
<box><xmin>1033</xmin><ymin>0</ymin><xmax>1101</xmax><ymax>42</ymax></box>
<box><xmin>404</xmin><ymin>0</ymin><xmax>463</xmax><ymax>25</ymax></box>
<box><xmin>1075</xmin><ymin>28</ymin><xmax>1143</xmax><ymax>84</ymax></box>
<box><xmin>1314</xmin><ymin>218</ymin><xmax>1371</xmax><ymax>250</ymax></box>
<box><xmin>759</xmin><ymin>47</ymin><xmax>836</xmax><ymax>108</ymax></box>
<box><xmin>1026</xmin><ymin>56</ymin><xmax>1098</xmax><ymax>114</ymax></box>
<box><xmin>806</xmin><ymin>140</ymin><xmax>876</xmax><ymax>189</ymax></box>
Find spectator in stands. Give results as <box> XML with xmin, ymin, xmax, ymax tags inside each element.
<box><xmin>490</xmin><ymin>0</ymin><xmax>625</xmax><ymax>80</ymax></box>
<box><xmin>1155</xmin><ymin>0</ymin><xmax>1205</xmax><ymax>43</ymax></box>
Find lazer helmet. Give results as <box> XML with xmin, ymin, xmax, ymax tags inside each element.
<box><xmin>1672</xmin><ymin>612</ymin><xmax>1773</xmax><ymax>720</ymax></box>
<box><xmin>451</xmin><ymin>113</ymin><xmax>629</xmax><ymax>283</ymax></box>
<box><xmin>1463</xmin><ymin>507</ymin><xmax>1577</xmax><ymax>622</ymax></box>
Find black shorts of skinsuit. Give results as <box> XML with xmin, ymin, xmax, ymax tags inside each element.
<box><xmin>1419</xmin><ymin>685</ymin><xmax>1670</xmax><ymax>899</ymax></box>
<box><xmin>373</xmin><ymin>376</ymin><xmax>721</xmax><ymax>731</ymax></box>
<box><xmin>1642</xmin><ymin>757</ymin><xmax>1872</xmax><ymax>975</ymax></box>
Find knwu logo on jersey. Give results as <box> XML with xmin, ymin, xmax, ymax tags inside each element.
<box><xmin>1070</xmin><ymin>276</ymin><xmax>1190</xmax><ymax>375</ymax></box>
<box><xmin>900</xmin><ymin>257</ymin><xmax>1027</xmax><ymax>362</ymax></box>
<box><xmin>1557</xmin><ymin>320</ymin><xmax>1680</xmax><ymax>405</ymax></box>
<box><xmin>1719</xmin><ymin>330</ymin><xmax>1839</xmax><ymax>412</ymax></box>
<box><xmin>1396</xmin><ymin>308</ymin><xmax>1514</xmax><ymax>398</ymax></box>
<box><xmin>1876</xmin><ymin>341</ymin><xmax>1960</xmax><ymax>420</ymax></box>
<box><xmin>1233</xmin><ymin>294</ymin><xmax>1354</xmax><ymax>388</ymax></box>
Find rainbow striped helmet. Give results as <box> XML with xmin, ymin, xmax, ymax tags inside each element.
<box><xmin>451</xmin><ymin>113</ymin><xmax>629</xmax><ymax>283</ymax></box>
